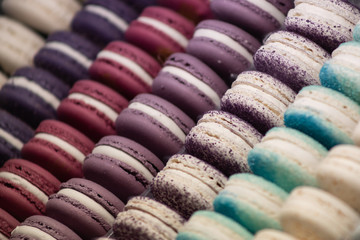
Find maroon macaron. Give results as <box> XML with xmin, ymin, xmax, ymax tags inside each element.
<box><xmin>0</xmin><ymin>208</ymin><xmax>20</xmax><ymax>238</ymax></box>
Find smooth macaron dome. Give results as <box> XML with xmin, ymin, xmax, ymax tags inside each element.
<box><xmin>114</xmin><ymin>196</ymin><xmax>185</xmax><ymax>240</ymax></box>
<box><xmin>248</xmin><ymin>127</ymin><xmax>328</xmax><ymax>192</ymax></box>
<box><xmin>254</xmin><ymin>30</ymin><xmax>330</xmax><ymax>92</ymax></box>
<box><xmin>46</xmin><ymin>178</ymin><xmax>125</xmax><ymax>239</ymax></box>
<box><xmin>125</xmin><ymin>6</ymin><xmax>195</xmax><ymax>62</ymax></box>
<box><xmin>0</xmin><ymin>208</ymin><xmax>20</xmax><ymax>239</ymax></box>
<box><xmin>320</xmin><ymin>41</ymin><xmax>360</xmax><ymax>104</ymax></box>
<box><xmin>210</xmin><ymin>0</ymin><xmax>294</xmax><ymax>38</ymax></box>
<box><xmin>285</xmin><ymin>0</ymin><xmax>360</xmax><ymax>52</ymax></box>
<box><xmin>57</xmin><ymin>80</ymin><xmax>128</xmax><ymax>142</ymax></box>
<box><xmin>185</xmin><ymin>110</ymin><xmax>262</xmax><ymax>176</ymax></box>
<box><xmin>152</xmin><ymin>53</ymin><xmax>228</xmax><ymax>120</ymax></box>
<box><xmin>176</xmin><ymin>210</ymin><xmax>253</xmax><ymax>240</ymax></box>
<box><xmin>89</xmin><ymin>41</ymin><xmax>162</xmax><ymax>99</ymax></box>
<box><xmin>71</xmin><ymin>0</ymin><xmax>138</xmax><ymax>47</ymax></box>
<box><xmin>221</xmin><ymin>71</ymin><xmax>296</xmax><ymax>134</ymax></box>
<box><xmin>284</xmin><ymin>85</ymin><xmax>360</xmax><ymax>149</ymax></box>
<box><xmin>21</xmin><ymin>120</ymin><xmax>95</xmax><ymax>181</ymax></box>
<box><xmin>83</xmin><ymin>135</ymin><xmax>164</xmax><ymax>202</ymax></box>
<box><xmin>152</xmin><ymin>154</ymin><xmax>227</xmax><ymax>219</ymax></box>
<box><xmin>0</xmin><ymin>16</ymin><xmax>45</xmax><ymax>74</ymax></box>
<box><xmin>0</xmin><ymin>159</ymin><xmax>61</xmax><ymax>221</ymax></box>
<box><xmin>116</xmin><ymin>93</ymin><xmax>195</xmax><ymax>161</ymax></box>
<box><xmin>280</xmin><ymin>187</ymin><xmax>360</xmax><ymax>240</ymax></box>
<box><xmin>0</xmin><ymin>67</ymin><xmax>70</xmax><ymax>129</ymax></box>
<box><xmin>0</xmin><ymin>110</ymin><xmax>34</xmax><ymax>163</ymax></box>
<box><xmin>213</xmin><ymin>173</ymin><xmax>289</xmax><ymax>233</ymax></box>
<box><xmin>34</xmin><ymin>31</ymin><xmax>101</xmax><ymax>85</ymax></box>
<box><xmin>187</xmin><ymin>19</ymin><xmax>261</xmax><ymax>83</ymax></box>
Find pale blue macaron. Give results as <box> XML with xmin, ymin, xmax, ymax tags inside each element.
<box><xmin>354</xmin><ymin>20</ymin><xmax>360</xmax><ymax>42</ymax></box>
<box><xmin>284</xmin><ymin>85</ymin><xmax>360</xmax><ymax>149</ymax></box>
<box><xmin>176</xmin><ymin>210</ymin><xmax>253</xmax><ymax>240</ymax></box>
<box><xmin>320</xmin><ymin>41</ymin><xmax>360</xmax><ymax>104</ymax></box>
<box><xmin>213</xmin><ymin>173</ymin><xmax>288</xmax><ymax>234</ymax></box>
<box><xmin>248</xmin><ymin>127</ymin><xmax>328</xmax><ymax>192</ymax></box>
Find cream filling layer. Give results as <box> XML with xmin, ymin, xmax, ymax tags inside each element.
<box><xmin>58</xmin><ymin>188</ymin><xmax>115</xmax><ymax>226</ymax></box>
<box><xmin>68</xmin><ymin>92</ymin><xmax>118</xmax><ymax>122</ymax></box>
<box><xmin>247</xmin><ymin>0</ymin><xmax>285</xmax><ymax>24</ymax></box>
<box><xmin>85</xmin><ymin>5</ymin><xmax>128</xmax><ymax>32</ymax></box>
<box><xmin>0</xmin><ymin>232</ymin><xmax>7</xmax><ymax>240</ymax></box>
<box><xmin>0</xmin><ymin>172</ymin><xmax>48</xmax><ymax>204</ymax></box>
<box><xmin>161</xmin><ymin>66</ymin><xmax>220</xmax><ymax>108</ymax></box>
<box><xmin>44</xmin><ymin>42</ymin><xmax>92</xmax><ymax>69</ymax></box>
<box><xmin>8</xmin><ymin>76</ymin><xmax>60</xmax><ymax>110</ymax></box>
<box><xmin>92</xmin><ymin>145</ymin><xmax>153</xmax><ymax>181</ymax></box>
<box><xmin>137</xmin><ymin>16</ymin><xmax>188</xmax><ymax>48</ymax></box>
<box><xmin>97</xmin><ymin>50</ymin><xmax>153</xmax><ymax>86</ymax></box>
<box><xmin>194</xmin><ymin>28</ymin><xmax>253</xmax><ymax>64</ymax></box>
<box><xmin>0</xmin><ymin>128</ymin><xmax>23</xmax><ymax>150</ymax></box>
<box><xmin>11</xmin><ymin>225</ymin><xmax>56</xmax><ymax>240</ymax></box>
<box><xmin>35</xmin><ymin>133</ymin><xmax>85</xmax><ymax>164</ymax></box>
<box><xmin>129</xmin><ymin>102</ymin><xmax>185</xmax><ymax>143</ymax></box>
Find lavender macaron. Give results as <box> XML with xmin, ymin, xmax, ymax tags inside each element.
<box><xmin>152</xmin><ymin>53</ymin><xmax>228</xmax><ymax>120</ymax></box>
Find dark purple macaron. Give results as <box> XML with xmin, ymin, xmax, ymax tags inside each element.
<box><xmin>116</xmin><ymin>93</ymin><xmax>195</xmax><ymax>162</ymax></box>
<box><xmin>186</xmin><ymin>19</ymin><xmax>261</xmax><ymax>84</ymax></box>
<box><xmin>152</xmin><ymin>53</ymin><xmax>228</xmax><ymax>120</ymax></box>
<box><xmin>10</xmin><ymin>215</ymin><xmax>82</xmax><ymax>240</ymax></box>
<box><xmin>46</xmin><ymin>178</ymin><xmax>125</xmax><ymax>239</ymax></box>
<box><xmin>71</xmin><ymin>0</ymin><xmax>138</xmax><ymax>47</ymax></box>
<box><xmin>0</xmin><ymin>67</ymin><xmax>69</xmax><ymax>128</ymax></box>
<box><xmin>34</xmin><ymin>31</ymin><xmax>100</xmax><ymax>85</ymax></box>
<box><xmin>83</xmin><ymin>135</ymin><xmax>164</xmax><ymax>203</ymax></box>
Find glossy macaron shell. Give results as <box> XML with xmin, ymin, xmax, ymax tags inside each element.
<box><xmin>57</xmin><ymin>80</ymin><xmax>128</xmax><ymax>142</ymax></box>
<box><xmin>89</xmin><ymin>41</ymin><xmax>161</xmax><ymax>99</ymax></box>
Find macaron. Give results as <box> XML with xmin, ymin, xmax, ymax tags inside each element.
<box><xmin>280</xmin><ymin>186</ymin><xmax>360</xmax><ymax>240</ymax></box>
<box><xmin>152</xmin><ymin>53</ymin><xmax>228</xmax><ymax>120</ymax></box>
<box><xmin>83</xmin><ymin>135</ymin><xmax>164</xmax><ymax>202</ymax></box>
<box><xmin>285</xmin><ymin>0</ymin><xmax>360</xmax><ymax>52</ymax></box>
<box><xmin>221</xmin><ymin>71</ymin><xmax>296</xmax><ymax>134</ymax></box>
<box><xmin>121</xmin><ymin>0</ymin><xmax>156</xmax><ymax>12</ymax></box>
<box><xmin>254</xmin><ymin>30</ymin><xmax>330</xmax><ymax>92</ymax></box>
<box><xmin>151</xmin><ymin>154</ymin><xmax>227</xmax><ymax>219</ymax></box>
<box><xmin>10</xmin><ymin>215</ymin><xmax>81</xmax><ymax>240</ymax></box>
<box><xmin>0</xmin><ymin>16</ymin><xmax>44</xmax><ymax>74</ymax></box>
<box><xmin>21</xmin><ymin>120</ymin><xmax>95</xmax><ymax>181</ymax></box>
<box><xmin>354</xmin><ymin>20</ymin><xmax>360</xmax><ymax>41</ymax></box>
<box><xmin>210</xmin><ymin>0</ymin><xmax>294</xmax><ymax>38</ymax></box>
<box><xmin>46</xmin><ymin>178</ymin><xmax>125</xmax><ymax>239</ymax></box>
<box><xmin>213</xmin><ymin>173</ymin><xmax>288</xmax><ymax>233</ymax></box>
<box><xmin>2</xmin><ymin>0</ymin><xmax>81</xmax><ymax>34</ymax></box>
<box><xmin>254</xmin><ymin>229</ymin><xmax>299</xmax><ymax>240</ymax></box>
<box><xmin>57</xmin><ymin>80</ymin><xmax>128</xmax><ymax>142</ymax></box>
<box><xmin>89</xmin><ymin>41</ymin><xmax>161</xmax><ymax>99</ymax></box>
<box><xmin>284</xmin><ymin>85</ymin><xmax>360</xmax><ymax>149</ymax></box>
<box><xmin>185</xmin><ymin>110</ymin><xmax>262</xmax><ymax>176</ymax></box>
<box><xmin>317</xmin><ymin>145</ymin><xmax>360</xmax><ymax>213</ymax></box>
<box><xmin>353</xmin><ymin>121</ymin><xmax>360</xmax><ymax>146</ymax></box>
<box><xmin>71</xmin><ymin>0</ymin><xmax>138</xmax><ymax>47</ymax></box>
<box><xmin>187</xmin><ymin>19</ymin><xmax>261</xmax><ymax>83</ymax></box>
<box><xmin>0</xmin><ymin>208</ymin><xmax>20</xmax><ymax>239</ymax></box>
<box><xmin>0</xmin><ymin>71</ymin><xmax>7</xmax><ymax>88</ymax></box>
<box><xmin>113</xmin><ymin>196</ymin><xmax>185</xmax><ymax>240</ymax></box>
<box><xmin>0</xmin><ymin>159</ymin><xmax>60</xmax><ymax>221</ymax></box>
<box><xmin>125</xmin><ymin>6</ymin><xmax>195</xmax><ymax>62</ymax></box>
<box><xmin>320</xmin><ymin>41</ymin><xmax>360</xmax><ymax>104</ymax></box>
<box><xmin>248</xmin><ymin>127</ymin><xmax>327</xmax><ymax>192</ymax></box>
<box><xmin>176</xmin><ymin>210</ymin><xmax>253</xmax><ymax>240</ymax></box>
<box><xmin>0</xmin><ymin>110</ymin><xmax>34</xmax><ymax>163</ymax></box>
<box><xmin>0</xmin><ymin>67</ymin><xmax>70</xmax><ymax>129</ymax></box>
<box><xmin>350</xmin><ymin>225</ymin><xmax>360</xmax><ymax>240</ymax></box>
<box><xmin>34</xmin><ymin>31</ymin><xmax>101</xmax><ymax>85</ymax></box>
<box><xmin>116</xmin><ymin>93</ymin><xmax>195</xmax><ymax>161</ymax></box>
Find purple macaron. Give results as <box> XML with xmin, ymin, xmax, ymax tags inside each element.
<box><xmin>83</xmin><ymin>135</ymin><xmax>164</xmax><ymax>203</ymax></box>
<box><xmin>116</xmin><ymin>93</ymin><xmax>195</xmax><ymax>162</ymax></box>
<box><xmin>186</xmin><ymin>19</ymin><xmax>261</xmax><ymax>83</ymax></box>
<box><xmin>152</xmin><ymin>53</ymin><xmax>228</xmax><ymax>120</ymax></box>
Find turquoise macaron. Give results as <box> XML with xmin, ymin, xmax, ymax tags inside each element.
<box><xmin>248</xmin><ymin>127</ymin><xmax>328</xmax><ymax>192</ymax></box>
<box><xmin>353</xmin><ymin>20</ymin><xmax>360</xmax><ymax>42</ymax></box>
<box><xmin>213</xmin><ymin>173</ymin><xmax>288</xmax><ymax>234</ymax></box>
<box><xmin>176</xmin><ymin>210</ymin><xmax>253</xmax><ymax>240</ymax></box>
